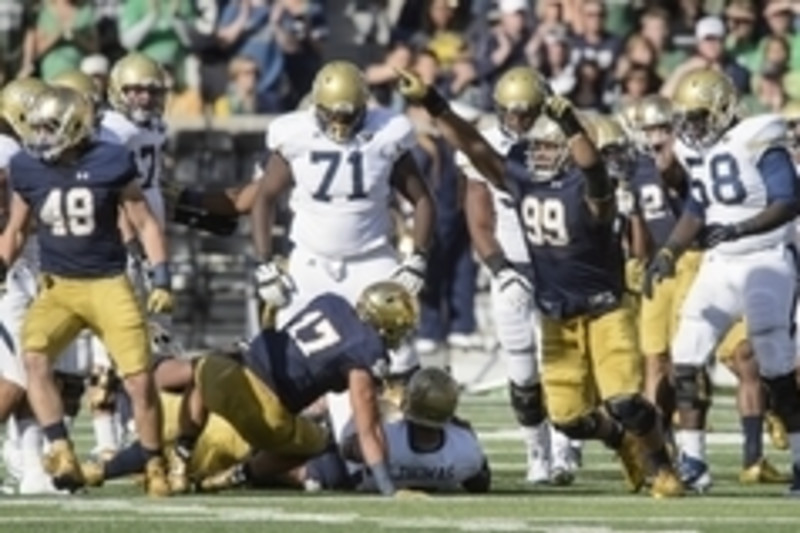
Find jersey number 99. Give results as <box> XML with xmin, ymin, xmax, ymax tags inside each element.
<box><xmin>40</xmin><ymin>187</ymin><xmax>95</xmax><ymax>237</ymax></box>
<box><xmin>521</xmin><ymin>196</ymin><xmax>570</xmax><ymax>246</ymax></box>
<box><xmin>687</xmin><ymin>153</ymin><xmax>746</xmax><ymax>207</ymax></box>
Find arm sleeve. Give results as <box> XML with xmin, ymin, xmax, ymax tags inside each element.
<box><xmin>683</xmin><ymin>193</ymin><xmax>705</xmax><ymax>219</ymax></box>
<box><xmin>758</xmin><ymin>147</ymin><xmax>798</xmax><ymax>203</ymax></box>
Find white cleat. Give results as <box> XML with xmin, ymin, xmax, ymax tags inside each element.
<box><xmin>19</xmin><ymin>473</ymin><xmax>68</xmax><ymax>496</ymax></box>
<box><xmin>526</xmin><ymin>458</ymin><xmax>552</xmax><ymax>485</ymax></box>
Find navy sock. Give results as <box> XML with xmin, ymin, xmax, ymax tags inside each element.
<box><xmin>103</xmin><ymin>442</ymin><xmax>146</xmax><ymax>479</ymax></box>
<box><xmin>42</xmin><ymin>421</ymin><xmax>69</xmax><ymax>443</ymax></box>
<box><xmin>140</xmin><ymin>446</ymin><xmax>163</xmax><ymax>462</ymax></box>
<box><xmin>741</xmin><ymin>416</ymin><xmax>763</xmax><ymax>468</ymax></box>
<box><xmin>175</xmin><ymin>435</ymin><xmax>197</xmax><ymax>460</ymax></box>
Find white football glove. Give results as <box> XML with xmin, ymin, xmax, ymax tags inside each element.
<box><xmin>495</xmin><ymin>267</ymin><xmax>533</xmax><ymax>312</ymax></box>
<box><xmin>390</xmin><ymin>253</ymin><xmax>427</xmax><ymax>296</ymax></box>
<box><xmin>254</xmin><ymin>262</ymin><xmax>295</xmax><ymax>309</ymax></box>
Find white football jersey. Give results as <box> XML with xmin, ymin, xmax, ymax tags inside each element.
<box><xmin>101</xmin><ymin>110</ymin><xmax>167</xmax><ymax>225</ymax></box>
<box><xmin>456</xmin><ymin>126</ymin><xmax>529</xmax><ymax>264</ymax></box>
<box><xmin>675</xmin><ymin>114</ymin><xmax>795</xmax><ymax>254</ymax></box>
<box><xmin>356</xmin><ymin>420</ymin><xmax>486</xmax><ymax>492</ymax></box>
<box><xmin>267</xmin><ymin>107</ymin><xmax>416</xmax><ymax>258</ymax></box>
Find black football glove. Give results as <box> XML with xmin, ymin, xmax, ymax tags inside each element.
<box><xmin>698</xmin><ymin>223</ymin><xmax>741</xmax><ymax>249</ymax></box>
<box><xmin>642</xmin><ymin>248</ymin><xmax>677</xmax><ymax>299</ymax></box>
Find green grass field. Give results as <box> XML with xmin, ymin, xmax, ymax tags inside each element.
<box><xmin>1</xmin><ymin>391</ymin><xmax>799</xmax><ymax>533</ymax></box>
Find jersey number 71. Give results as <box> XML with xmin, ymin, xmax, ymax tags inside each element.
<box><xmin>310</xmin><ymin>150</ymin><xmax>367</xmax><ymax>202</ymax></box>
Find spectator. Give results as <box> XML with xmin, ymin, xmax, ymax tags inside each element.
<box><xmin>35</xmin><ymin>0</ymin><xmax>98</xmax><ymax>81</ymax></box>
<box><xmin>164</xmin><ymin>62</ymin><xmax>205</xmax><ymax>118</ymax></box>
<box><xmin>612</xmin><ymin>34</ymin><xmax>662</xmax><ymax>104</ymax></box>
<box><xmin>0</xmin><ymin>2</ymin><xmax>36</xmax><ymax>82</ymax></box>
<box><xmin>661</xmin><ymin>16</ymin><xmax>750</xmax><ymax>97</ymax></box>
<box><xmin>92</xmin><ymin>0</ymin><xmax>124</xmax><ymax>61</ymax></box>
<box><xmin>213</xmin><ymin>55</ymin><xmax>261</xmax><ymax>116</ymax></box>
<box><xmin>535</xmin><ymin>26</ymin><xmax>576</xmax><ymax>96</ymax></box>
<box><xmin>217</xmin><ymin>0</ymin><xmax>286</xmax><ymax>113</ymax></box>
<box><xmin>524</xmin><ymin>0</ymin><xmax>566</xmax><ymax>65</ymax></box>
<box><xmin>747</xmin><ymin>35</ymin><xmax>791</xmax><ymax>112</ymax></box>
<box><xmin>348</xmin><ymin>0</ymin><xmax>392</xmax><ymax>45</ymax></box>
<box><xmin>638</xmin><ymin>6</ymin><xmax>686</xmax><ymax>80</ymax></box>
<box><xmin>118</xmin><ymin>0</ymin><xmax>195</xmax><ymax>82</ymax></box>
<box><xmin>760</xmin><ymin>0</ymin><xmax>800</xmax><ymax>70</ymax></box>
<box><xmin>670</xmin><ymin>0</ymin><xmax>705</xmax><ymax>52</ymax></box>
<box><xmin>724</xmin><ymin>0</ymin><xmax>759</xmax><ymax>73</ymax></box>
<box><xmin>566</xmin><ymin>58</ymin><xmax>609</xmax><ymax>112</ymax></box>
<box><xmin>567</xmin><ymin>0</ymin><xmax>622</xmax><ymax>79</ymax></box>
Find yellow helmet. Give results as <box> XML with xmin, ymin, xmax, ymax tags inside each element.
<box><xmin>493</xmin><ymin>66</ymin><xmax>548</xmax><ymax>139</ymax></box>
<box><xmin>356</xmin><ymin>281</ymin><xmax>418</xmax><ymax>350</ymax></box>
<box><xmin>781</xmin><ymin>100</ymin><xmax>800</xmax><ymax>123</ymax></box>
<box><xmin>0</xmin><ymin>77</ymin><xmax>48</xmax><ymax>139</ymax></box>
<box><xmin>24</xmin><ymin>86</ymin><xmax>94</xmax><ymax>162</ymax></box>
<box><xmin>402</xmin><ymin>367</ymin><xmax>459</xmax><ymax>428</ymax></box>
<box><xmin>526</xmin><ymin>114</ymin><xmax>569</xmax><ymax>181</ymax></box>
<box><xmin>108</xmin><ymin>52</ymin><xmax>166</xmax><ymax>124</ymax></box>
<box><xmin>672</xmin><ymin>68</ymin><xmax>738</xmax><ymax>149</ymax></box>
<box><xmin>588</xmin><ymin>115</ymin><xmax>634</xmax><ymax>181</ymax></box>
<box><xmin>311</xmin><ymin>61</ymin><xmax>369</xmax><ymax>143</ymax></box>
<box><xmin>51</xmin><ymin>69</ymin><xmax>103</xmax><ymax>110</ymax></box>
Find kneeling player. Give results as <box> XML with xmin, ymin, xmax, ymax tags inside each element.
<box><xmin>169</xmin><ymin>281</ymin><xmax>419</xmax><ymax>497</ymax></box>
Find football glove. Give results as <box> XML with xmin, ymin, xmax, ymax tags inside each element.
<box><xmin>642</xmin><ymin>248</ymin><xmax>676</xmax><ymax>299</ymax></box>
<box><xmin>390</xmin><ymin>253</ymin><xmax>427</xmax><ymax>296</ymax></box>
<box><xmin>543</xmin><ymin>95</ymin><xmax>583</xmax><ymax>137</ymax></box>
<box><xmin>698</xmin><ymin>223</ymin><xmax>741</xmax><ymax>249</ymax></box>
<box><xmin>394</xmin><ymin>488</ymin><xmax>431</xmax><ymax>500</ymax></box>
<box><xmin>254</xmin><ymin>262</ymin><xmax>295</xmax><ymax>309</ymax></box>
<box><xmin>395</xmin><ymin>68</ymin><xmax>429</xmax><ymax>101</ymax></box>
<box><xmin>495</xmin><ymin>267</ymin><xmax>534</xmax><ymax>312</ymax></box>
<box><xmin>147</xmin><ymin>288</ymin><xmax>174</xmax><ymax>314</ymax></box>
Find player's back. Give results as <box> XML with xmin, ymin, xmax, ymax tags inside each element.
<box><xmin>629</xmin><ymin>153</ymin><xmax>686</xmax><ymax>249</ymax></box>
<box><xmin>457</xmin><ymin>126</ymin><xmax>529</xmax><ymax>264</ymax></box>
<box><xmin>677</xmin><ymin>114</ymin><xmax>795</xmax><ymax>254</ymax></box>
<box><xmin>357</xmin><ymin>419</ymin><xmax>485</xmax><ymax>492</ymax></box>
<box><xmin>243</xmin><ymin>293</ymin><xmax>387</xmax><ymax>413</ymax></box>
<box><xmin>510</xmin><ymin>164</ymin><xmax>625</xmax><ymax>319</ymax></box>
<box><xmin>268</xmin><ymin>107</ymin><xmax>416</xmax><ymax>257</ymax></box>
<box><xmin>10</xmin><ymin>141</ymin><xmax>135</xmax><ymax>277</ymax></box>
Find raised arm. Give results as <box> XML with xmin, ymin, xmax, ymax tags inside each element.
<box><xmin>395</xmin><ymin>70</ymin><xmax>507</xmax><ymax>190</ymax></box>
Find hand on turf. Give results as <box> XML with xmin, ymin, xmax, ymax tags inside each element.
<box><xmin>393</xmin><ymin>488</ymin><xmax>430</xmax><ymax>500</ymax></box>
<box><xmin>642</xmin><ymin>249</ymin><xmax>676</xmax><ymax>299</ymax></box>
<box><xmin>390</xmin><ymin>253</ymin><xmax>427</xmax><ymax>296</ymax></box>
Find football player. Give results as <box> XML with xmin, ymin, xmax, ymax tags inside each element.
<box><xmin>644</xmin><ymin>68</ymin><xmax>800</xmax><ymax>495</ymax></box>
<box><xmin>168</xmin><ymin>281</ymin><xmax>422</xmax><ymax>498</ymax></box>
<box><xmin>396</xmin><ymin>69</ymin><xmax>683</xmax><ymax>498</ymax></box>
<box><xmin>0</xmin><ymin>86</ymin><xmax>173</xmax><ymax>495</ymax></box>
<box><xmin>250</xmin><ymin>60</ymin><xmax>435</xmax><ymax>444</ymax></box>
<box><xmin>461</xmin><ymin>66</ymin><xmax>573</xmax><ymax>485</ymax></box>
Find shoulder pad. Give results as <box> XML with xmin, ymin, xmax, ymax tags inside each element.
<box><xmin>376</xmin><ymin>110</ymin><xmax>416</xmax><ymax>154</ymax></box>
<box><xmin>737</xmin><ymin>114</ymin><xmax>788</xmax><ymax>161</ymax></box>
<box><xmin>265</xmin><ymin>110</ymin><xmax>309</xmax><ymax>153</ymax></box>
<box><xmin>0</xmin><ymin>134</ymin><xmax>20</xmax><ymax>170</ymax></box>
<box><xmin>101</xmin><ymin>110</ymin><xmax>139</xmax><ymax>146</ymax></box>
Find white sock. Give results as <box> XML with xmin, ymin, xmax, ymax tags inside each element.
<box><xmin>92</xmin><ymin>412</ymin><xmax>119</xmax><ymax>454</ymax></box>
<box><xmin>550</xmin><ymin>426</ymin><xmax>572</xmax><ymax>465</ymax></box>
<box><xmin>676</xmin><ymin>429</ymin><xmax>706</xmax><ymax>462</ymax></box>
<box><xmin>18</xmin><ymin>418</ymin><xmax>46</xmax><ymax>477</ymax></box>
<box><xmin>788</xmin><ymin>432</ymin><xmax>800</xmax><ymax>468</ymax></box>
<box><xmin>521</xmin><ymin>422</ymin><xmax>551</xmax><ymax>463</ymax></box>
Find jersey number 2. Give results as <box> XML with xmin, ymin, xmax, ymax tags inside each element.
<box><xmin>687</xmin><ymin>153</ymin><xmax>746</xmax><ymax>207</ymax></box>
<box><xmin>287</xmin><ymin>310</ymin><xmax>342</xmax><ymax>356</ymax></box>
<box><xmin>40</xmin><ymin>188</ymin><xmax>95</xmax><ymax>237</ymax></box>
<box><xmin>310</xmin><ymin>150</ymin><xmax>367</xmax><ymax>202</ymax></box>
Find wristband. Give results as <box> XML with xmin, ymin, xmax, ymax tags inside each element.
<box><xmin>421</xmin><ymin>88</ymin><xmax>449</xmax><ymax>117</ymax></box>
<box><xmin>370</xmin><ymin>461</ymin><xmax>395</xmax><ymax>496</ymax></box>
<box><xmin>484</xmin><ymin>252</ymin><xmax>511</xmax><ymax>276</ymax></box>
<box><xmin>151</xmin><ymin>262</ymin><xmax>172</xmax><ymax>290</ymax></box>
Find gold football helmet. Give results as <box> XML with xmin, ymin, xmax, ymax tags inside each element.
<box><xmin>108</xmin><ymin>52</ymin><xmax>166</xmax><ymax>124</ymax></box>
<box><xmin>526</xmin><ymin>114</ymin><xmax>569</xmax><ymax>181</ymax></box>
<box><xmin>51</xmin><ymin>69</ymin><xmax>103</xmax><ymax>110</ymax></box>
<box><xmin>311</xmin><ymin>61</ymin><xmax>369</xmax><ymax>143</ymax></box>
<box><xmin>0</xmin><ymin>77</ymin><xmax>48</xmax><ymax>140</ymax></box>
<box><xmin>589</xmin><ymin>115</ymin><xmax>634</xmax><ymax>181</ymax></box>
<box><xmin>493</xmin><ymin>66</ymin><xmax>548</xmax><ymax>139</ymax></box>
<box><xmin>25</xmin><ymin>86</ymin><xmax>94</xmax><ymax>162</ymax></box>
<box><xmin>402</xmin><ymin>367</ymin><xmax>459</xmax><ymax>428</ymax></box>
<box><xmin>672</xmin><ymin>68</ymin><xmax>738</xmax><ymax>149</ymax></box>
<box><xmin>356</xmin><ymin>281</ymin><xmax>418</xmax><ymax>350</ymax></box>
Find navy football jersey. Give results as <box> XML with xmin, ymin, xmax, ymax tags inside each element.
<box><xmin>628</xmin><ymin>154</ymin><xmax>687</xmax><ymax>249</ymax></box>
<box><xmin>506</xmin><ymin>161</ymin><xmax>625</xmax><ymax>319</ymax></box>
<box><xmin>10</xmin><ymin>142</ymin><xmax>136</xmax><ymax>277</ymax></box>
<box><xmin>243</xmin><ymin>293</ymin><xmax>388</xmax><ymax>414</ymax></box>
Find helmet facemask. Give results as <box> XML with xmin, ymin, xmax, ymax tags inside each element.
<box><xmin>527</xmin><ymin>138</ymin><xmax>568</xmax><ymax>181</ymax></box>
<box><xmin>673</xmin><ymin>106</ymin><xmax>732</xmax><ymax>151</ymax></box>
<box><xmin>497</xmin><ymin>102</ymin><xmax>539</xmax><ymax>141</ymax></box>
<box><xmin>641</xmin><ymin>123</ymin><xmax>675</xmax><ymax>171</ymax></box>
<box><xmin>120</xmin><ymin>82</ymin><xmax>165</xmax><ymax>125</ymax></box>
<box><xmin>315</xmin><ymin>102</ymin><xmax>365</xmax><ymax>144</ymax></box>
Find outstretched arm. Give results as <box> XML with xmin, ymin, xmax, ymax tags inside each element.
<box><xmin>349</xmin><ymin>368</ymin><xmax>395</xmax><ymax>496</ymax></box>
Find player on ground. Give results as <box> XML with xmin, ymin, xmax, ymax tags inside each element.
<box><xmin>643</xmin><ymin>68</ymin><xmax>800</xmax><ymax>495</ymax></box>
<box><xmin>168</xmin><ymin>282</ymin><xmax>423</xmax><ymax>498</ymax></box>
<box><xmin>461</xmin><ymin>66</ymin><xmax>573</xmax><ymax>485</ymax></box>
<box><xmin>0</xmin><ymin>86</ymin><xmax>173</xmax><ymax>495</ymax></box>
<box><xmin>250</xmin><ymin>60</ymin><xmax>435</xmax><ymax>443</ymax></box>
<box><xmin>396</xmin><ymin>69</ymin><xmax>683</xmax><ymax>498</ymax></box>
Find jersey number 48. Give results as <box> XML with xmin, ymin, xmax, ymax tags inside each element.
<box><xmin>40</xmin><ymin>187</ymin><xmax>95</xmax><ymax>237</ymax></box>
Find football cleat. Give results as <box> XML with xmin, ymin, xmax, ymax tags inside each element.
<box><xmin>616</xmin><ymin>433</ymin><xmax>645</xmax><ymax>493</ymax></box>
<box><xmin>197</xmin><ymin>464</ymin><xmax>247</xmax><ymax>493</ymax></box>
<box><xmin>166</xmin><ymin>448</ymin><xmax>191</xmax><ymax>494</ymax></box>
<box><xmin>144</xmin><ymin>456</ymin><xmax>170</xmax><ymax>497</ymax></box>
<box><xmin>739</xmin><ymin>457</ymin><xmax>789</xmax><ymax>484</ymax></box>
<box><xmin>549</xmin><ymin>466</ymin><xmax>575</xmax><ymax>487</ymax></box>
<box><xmin>81</xmin><ymin>460</ymin><xmax>105</xmax><ymax>488</ymax></box>
<box><xmin>677</xmin><ymin>453</ymin><xmax>712</xmax><ymax>493</ymax></box>
<box><xmin>525</xmin><ymin>457</ymin><xmax>551</xmax><ymax>485</ymax></box>
<box><xmin>42</xmin><ymin>439</ymin><xmax>85</xmax><ymax>492</ymax></box>
<box><xmin>650</xmin><ymin>468</ymin><xmax>684</xmax><ymax>499</ymax></box>
<box><xmin>765</xmin><ymin>411</ymin><xmax>789</xmax><ymax>450</ymax></box>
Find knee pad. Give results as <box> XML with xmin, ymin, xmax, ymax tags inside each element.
<box><xmin>508</xmin><ymin>382</ymin><xmax>546</xmax><ymax>427</ymax></box>
<box><xmin>673</xmin><ymin>364</ymin><xmax>712</xmax><ymax>412</ymax></box>
<box><xmin>762</xmin><ymin>372</ymin><xmax>800</xmax><ymax>431</ymax></box>
<box><xmin>553</xmin><ymin>411</ymin><xmax>602</xmax><ymax>440</ymax></box>
<box><xmin>304</xmin><ymin>446</ymin><xmax>353</xmax><ymax>490</ymax></box>
<box><xmin>55</xmin><ymin>372</ymin><xmax>86</xmax><ymax>418</ymax></box>
<box><xmin>604</xmin><ymin>394</ymin><xmax>657</xmax><ymax>436</ymax></box>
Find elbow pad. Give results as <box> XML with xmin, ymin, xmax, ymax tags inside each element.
<box><xmin>582</xmin><ymin>161</ymin><xmax>613</xmax><ymax>200</ymax></box>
